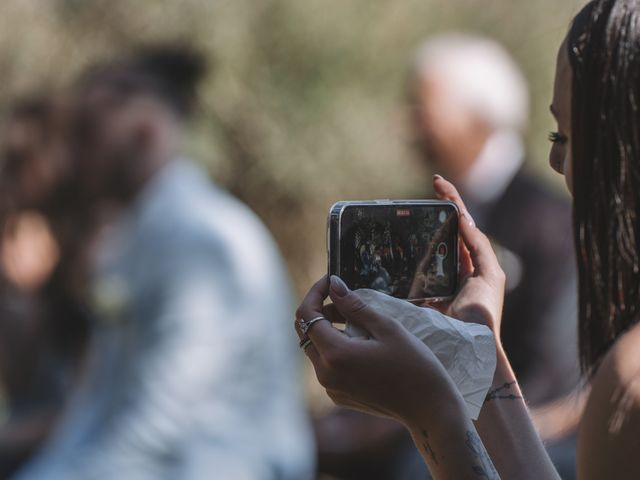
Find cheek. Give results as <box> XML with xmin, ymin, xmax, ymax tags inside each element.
<box><xmin>564</xmin><ymin>148</ymin><xmax>573</xmax><ymax>194</ymax></box>
<box><xmin>549</xmin><ymin>144</ymin><xmax>565</xmax><ymax>174</ymax></box>
<box><xmin>549</xmin><ymin>143</ymin><xmax>574</xmax><ymax>195</ymax></box>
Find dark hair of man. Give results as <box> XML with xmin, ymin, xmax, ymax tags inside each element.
<box><xmin>568</xmin><ymin>0</ymin><xmax>640</xmax><ymax>374</ymax></box>
<box><xmin>77</xmin><ymin>44</ymin><xmax>208</xmax><ymax>119</ymax></box>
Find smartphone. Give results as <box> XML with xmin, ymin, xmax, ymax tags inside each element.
<box><xmin>328</xmin><ymin>200</ymin><xmax>459</xmax><ymax>302</ymax></box>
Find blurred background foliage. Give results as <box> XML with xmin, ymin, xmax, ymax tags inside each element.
<box><xmin>0</xmin><ymin>0</ymin><xmax>584</xmax><ymax>297</ymax></box>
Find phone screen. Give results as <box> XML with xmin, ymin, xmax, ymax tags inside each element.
<box><xmin>337</xmin><ymin>203</ymin><xmax>458</xmax><ymax>300</ymax></box>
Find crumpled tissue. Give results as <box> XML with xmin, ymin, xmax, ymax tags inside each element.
<box><xmin>345</xmin><ymin>289</ymin><xmax>497</xmax><ymax>420</ymax></box>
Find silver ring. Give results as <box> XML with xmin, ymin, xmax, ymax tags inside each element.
<box><xmin>299</xmin><ymin>337</ymin><xmax>313</xmax><ymax>350</ymax></box>
<box><xmin>299</xmin><ymin>315</ymin><xmax>326</xmax><ymax>335</ymax></box>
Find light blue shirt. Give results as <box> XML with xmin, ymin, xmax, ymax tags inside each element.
<box><xmin>14</xmin><ymin>160</ymin><xmax>314</xmax><ymax>480</ymax></box>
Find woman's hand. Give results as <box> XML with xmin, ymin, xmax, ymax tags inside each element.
<box><xmin>428</xmin><ymin>175</ymin><xmax>506</xmax><ymax>337</ymax></box>
<box><xmin>294</xmin><ymin>276</ymin><xmax>466</xmax><ymax>426</ymax></box>
<box><xmin>295</xmin><ymin>277</ymin><xmax>504</xmax><ymax>479</ymax></box>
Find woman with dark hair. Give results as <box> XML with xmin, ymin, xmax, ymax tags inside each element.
<box><xmin>296</xmin><ymin>1</ymin><xmax>640</xmax><ymax>478</ymax></box>
<box><xmin>0</xmin><ymin>96</ymin><xmax>90</xmax><ymax>478</ymax></box>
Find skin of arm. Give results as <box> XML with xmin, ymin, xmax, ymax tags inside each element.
<box><xmin>399</xmin><ymin>313</ymin><xmax>561</xmax><ymax>479</ymax></box>
<box><xmin>473</xmin><ymin>344</ymin><xmax>560</xmax><ymax>480</ymax></box>
<box><xmin>577</xmin><ymin>323</ymin><xmax>640</xmax><ymax>480</ymax></box>
<box><xmin>402</xmin><ymin>391</ymin><xmax>501</xmax><ymax>479</ymax></box>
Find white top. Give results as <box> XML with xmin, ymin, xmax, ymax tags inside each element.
<box><xmin>14</xmin><ymin>160</ymin><xmax>315</xmax><ymax>480</ymax></box>
<box><xmin>458</xmin><ymin>129</ymin><xmax>524</xmax><ymax>206</ymax></box>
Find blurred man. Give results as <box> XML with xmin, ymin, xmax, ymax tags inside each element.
<box><xmin>409</xmin><ymin>34</ymin><xmax>578</xmax><ymax>407</ymax></box>
<box><xmin>409</xmin><ymin>33</ymin><xmax>579</xmax><ymax>479</ymax></box>
<box><xmin>13</xmin><ymin>47</ymin><xmax>314</xmax><ymax>480</ymax></box>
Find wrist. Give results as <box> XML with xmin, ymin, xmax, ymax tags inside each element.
<box><xmin>402</xmin><ymin>394</ymin><xmax>469</xmax><ymax>442</ymax></box>
<box><xmin>400</xmin><ymin>372</ymin><xmax>468</xmax><ymax>429</ymax></box>
<box><xmin>487</xmin><ymin>343</ymin><xmax>521</xmax><ymax>396</ymax></box>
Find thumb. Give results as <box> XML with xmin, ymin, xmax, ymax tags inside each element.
<box><xmin>328</xmin><ymin>275</ymin><xmax>399</xmax><ymax>337</ymax></box>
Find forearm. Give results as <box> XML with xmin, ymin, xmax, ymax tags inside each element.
<box><xmin>403</xmin><ymin>387</ymin><xmax>500</xmax><ymax>479</ymax></box>
<box><xmin>474</xmin><ymin>345</ymin><xmax>560</xmax><ymax>480</ymax></box>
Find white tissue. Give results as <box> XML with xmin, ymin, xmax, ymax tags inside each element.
<box><xmin>344</xmin><ymin>289</ymin><xmax>496</xmax><ymax>420</ymax></box>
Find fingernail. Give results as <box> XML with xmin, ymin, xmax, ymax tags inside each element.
<box><xmin>330</xmin><ymin>275</ymin><xmax>349</xmax><ymax>297</ymax></box>
<box><xmin>462</xmin><ymin>210</ymin><xmax>475</xmax><ymax>228</ymax></box>
<box><xmin>433</xmin><ymin>174</ymin><xmax>443</xmax><ymax>181</ymax></box>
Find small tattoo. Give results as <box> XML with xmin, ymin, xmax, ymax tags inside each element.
<box><xmin>485</xmin><ymin>381</ymin><xmax>523</xmax><ymax>402</ymax></box>
<box><xmin>421</xmin><ymin>429</ymin><xmax>438</xmax><ymax>465</ymax></box>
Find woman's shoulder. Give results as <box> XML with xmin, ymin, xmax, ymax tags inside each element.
<box><xmin>577</xmin><ymin>323</ymin><xmax>640</xmax><ymax>479</ymax></box>
<box><xmin>607</xmin><ymin>322</ymin><xmax>640</xmax><ymax>382</ymax></box>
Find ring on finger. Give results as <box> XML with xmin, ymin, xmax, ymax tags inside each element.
<box><xmin>298</xmin><ymin>315</ymin><xmax>326</xmax><ymax>335</ymax></box>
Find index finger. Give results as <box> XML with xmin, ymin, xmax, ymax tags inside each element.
<box><xmin>433</xmin><ymin>175</ymin><xmax>498</xmax><ymax>277</ymax></box>
<box><xmin>296</xmin><ymin>276</ymin><xmax>351</xmax><ymax>354</ymax></box>
<box><xmin>433</xmin><ymin>174</ymin><xmax>474</xmax><ymax>227</ymax></box>
<box><xmin>295</xmin><ymin>276</ymin><xmax>329</xmax><ymax>322</ymax></box>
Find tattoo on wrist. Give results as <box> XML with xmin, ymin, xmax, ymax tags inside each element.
<box><xmin>420</xmin><ymin>429</ymin><xmax>438</xmax><ymax>465</ymax></box>
<box><xmin>465</xmin><ymin>430</ymin><xmax>500</xmax><ymax>479</ymax></box>
<box><xmin>485</xmin><ymin>381</ymin><xmax>522</xmax><ymax>402</ymax></box>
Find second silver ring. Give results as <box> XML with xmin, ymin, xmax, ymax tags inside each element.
<box><xmin>299</xmin><ymin>315</ymin><xmax>326</xmax><ymax>335</ymax></box>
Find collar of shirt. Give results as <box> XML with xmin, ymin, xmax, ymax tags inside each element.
<box><xmin>458</xmin><ymin>129</ymin><xmax>524</xmax><ymax>206</ymax></box>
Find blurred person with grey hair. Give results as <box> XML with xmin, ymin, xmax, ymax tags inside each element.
<box><xmin>410</xmin><ymin>33</ymin><xmax>579</xmax><ymax>478</ymax></box>
<box><xmin>314</xmin><ymin>34</ymin><xmax>579</xmax><ymax>480</ymax></box>
<box><xmin>408</xmin><ymin>33</ymin><xmax>578</xmax><ymax>411</ymax></box>
<box><xmin>409</xmin><ymin>34</ymin><xmax>529</xmax><ymax>212</ymax></box>
<box><xmin>12</xmin><ymin>46</ymin><xmax>314</xmax><ymax>480</ymax></box>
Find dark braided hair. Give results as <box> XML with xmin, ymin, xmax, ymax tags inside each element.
<box><xmin>568</xmin><ymin>0</ymin><xmax>640</xmax><ymax>373</ymax></box>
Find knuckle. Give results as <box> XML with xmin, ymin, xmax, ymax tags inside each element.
<box><xmin>326</xmin><ymin>390</ymin><xmax>341</xmax><ymax>404</ymax></box>
<box><xmin>374</xmin><ymin>315</ymin><xmax>398</xmax><ymax>335</ymax></box>
<box><xmin>317</xmin><ymin>369</ymin><xmax>340</xmax><ymax>390</ymax></box>
<box><xmin>316</xmin><ymin>369</ymin><xmax>332</xmax><ymax>388</ymax></box>
<box><xmin>324</xmin><ymin>349</ymin><xmax>348</xmax><ymax>370</ymax></box>
<box><xmin>490</xmin><ymin>264</ymin><xmax>506</xmax><ymax>283</ymax></box>
<box><xmin>476</xmin><ymin>231</ymin><xmax>491</xmax><ymax>249</ymax></box>
<box><xmin>293</xmin><ymin>323</ymin><xmax>302</xmax><ymax>338</ymax></box>
<box><xmin>487</xmin><ymin>262</ymin><xmax>502</xmax><ymax>276</ymax></box>
<box><xmin>466</xmin><ymin>236</ymin><xmax>483</xmax><ymax>254</ymax></box>
<box><xmin>348</xmin><ymin>296</ymin><xmax>367</xmax><ymax>314</ymax></box>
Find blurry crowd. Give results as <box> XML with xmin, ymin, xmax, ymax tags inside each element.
<box><xmin>0</xmin><ymin>47</ymin><xmax>313</xmax><ymax>480</ymax></box>
<box><xmin>0</xmin><ymin>34</ymin><xmax>579</xmax><ymax>480</ymax></box>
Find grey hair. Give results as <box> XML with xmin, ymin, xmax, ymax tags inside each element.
<box><xmin>412</xmin><ymin>34</ymin><xmax>529</xmax><ymax>132</ymax></box>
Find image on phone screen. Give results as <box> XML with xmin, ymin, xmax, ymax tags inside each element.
<box><xmin>335</xmin><ymin>203</ymin><xmax>458</xmax><ymax>300</ymax></box>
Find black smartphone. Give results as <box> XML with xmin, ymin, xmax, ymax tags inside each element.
<box><xmin>328</xmin><ymin>200</ymin><xmax>459</xmax><ymax>302</ymax></box>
